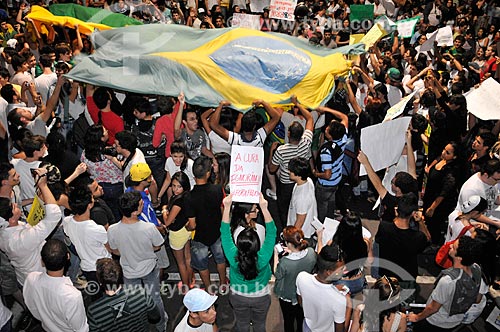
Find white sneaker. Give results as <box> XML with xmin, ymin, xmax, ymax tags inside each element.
<box><xmin>265</xmin><ymin>189</ymin><xmax>277</xmax><ymax>200</ymax></box>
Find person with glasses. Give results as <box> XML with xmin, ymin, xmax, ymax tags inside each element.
<box><xmin>296</xmin><ymin>244</ymin><xmax>348</xmax><ymax>332</ymax></box>
<box><xmin>230</xmin><ymin>202</ymin><xmax>265</xmax><ymax>247</ymax></box>
<box><xmin>456</xmin><ymin>159</ymin><xmax>500</xmax><ymax>230</ymax></box>
<box><xmin>221</xmin><ymin>193</ymin><xmax>276</xmax><ymax>332</ymax></box>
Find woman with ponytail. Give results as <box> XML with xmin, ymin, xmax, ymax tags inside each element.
<box><xmin>273</xmin><ymin>226</ymin><xmax>317</xmax><ymax>332</ymax></box>
<box><xmin>221</xmin><ymin>193</ymin><xmax>276</xmax><ymax>332</ymax></box>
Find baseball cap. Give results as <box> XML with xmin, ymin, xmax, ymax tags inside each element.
<box><xmin>387</xmin><ymin>68</ymin><xmax>402</xmax><ymax>82</ymax></box>
<box><xmin>461</xmin><ymin>195</ymin><xmax>484</xmax><ymax>213</ymax></box>
<box><xmin>129</xmin><ymin>163</ymin><xmax>151</xmax><ymax>182</ymax></box>
<box><xmin>198</xmin><ymin>8</ymin><xmax>205</xmax><ymax>14</ymax></box>
<box><xmin>183</xmin><ymin>288</ymin><xmax>218</xmax><ymax>312</ymax></box>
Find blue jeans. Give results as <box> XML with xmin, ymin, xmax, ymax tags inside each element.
<box><xmin>123</xmin><ymin>265</ymin><xmax>167</xmax><ymax>332</ymax></box>
<box><xmin>99</xmin><ymin>182</ymin><xmax>123</xmax><ymax>222</ymax></box>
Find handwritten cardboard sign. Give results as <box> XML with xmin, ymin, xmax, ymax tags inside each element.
<box><xmin>230</xmin><ymin>145</ymin><xmax>264</xmax><ymax>203</ymax></box>
<box><xmin>231</xmin><ymin>13</ymin><xmax>261</xmax><ymax>30</ymax></box>
<box><xmin>269</xmin><ymin>0</ymin><xmax>297</xmax><ymax>21</ymax></box>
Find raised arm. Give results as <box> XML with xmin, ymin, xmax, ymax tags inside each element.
<box><xmin>209</xmin><ymin>100</ymin><xmax>231</xmax><ymax>141</ymax></box>
<box><xmin>315</xmin><ymin>105</ymin><xmax>348</xmax><ymax>129</ymax></box>
<box><xmin>201</xmin><ymin>108</ymin><xmax>214</xmax><ymax>134</ymax></box>
<box><xmin>43</xmin><ymin>76</ymin><xmax>64</xmax><ymax>122</ymax></box>
<box><xmin>257</xmin><ymin>100</ymin><xmax>281</xmax><ymax>135</ymax></box>
<box><xmin>173</xmin><ymin>92</ymin><xmax>185</xmax><ymax>139</ymax></box>
<box><xmin>405</xmin><ymin>129</ymin><xmax>417</xmax><ymax>179</ymax></box>
<box><xmin>345</xmin><ymin>78</ymin><xmax>363</xmax><ymax>115</ymax></box>
<box><xmin>292</xmin><ymin>95</ymin><xmax>313</xmax><ymax>132</ymax></box>
<box><xmin>357</xmin><ymin>151</ymin><xmax>388</xmax><ymax>199</ymax></box>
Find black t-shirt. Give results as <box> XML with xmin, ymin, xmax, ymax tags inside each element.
<box><xmin>168</xmin><ymin>195</ymin><xmax>189</xmax><ymax>232</ymax></box>
<box><xmin>185</xmin><ymin>183</ymin><xmax>223</xmax><ymax>246</ymax></box>
<box><xmin>380</xmin><ymin>192</ymin><xmax>398</xmax><ymax>222</ymax></box>
<box><xmin>375</xmin><ymin>220</ymin><xmax>429</xmax><ymax>279</ymax></box>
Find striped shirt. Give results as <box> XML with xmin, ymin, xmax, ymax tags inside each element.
<box><xmin>272</xmin><ymin>129</ymin><xmax>313</xmax><ymax>184</ymax></box>
<box><xmin>318</xmin><ymin>133</ymin><xmax>347</xmax><ymax>187</ymax></box>
<box><xmin>87</xmin><ymin>286</ymin><xmax>159</xmax><ymax>332</ymax></box>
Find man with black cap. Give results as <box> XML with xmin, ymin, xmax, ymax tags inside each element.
<box><xmin>174</xmin><ymin>288</ymin><xmax>218</xmax><ymax>332</ymax></box>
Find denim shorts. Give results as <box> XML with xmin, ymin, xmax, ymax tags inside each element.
<box><xmin>190</xmin><ymin>237</ymin><xmax>225</xmax><ymax>271</ymax></box>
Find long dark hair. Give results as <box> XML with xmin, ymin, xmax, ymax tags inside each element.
<box><xmin>230</xmin><ymin>203</ymin><xmax>256</xmax><ymax>234</ymax></box>
<box><xmin>167</xmin><ymin>171</ymin><xmax>191</xmax><ymax>211</ymax></box>
<box><xmin>45</xmin><ymin>131</ymin><xmax>67</xmax><ymax>165</ymax></box>
<box><xmin>84</xmin><ymin>124</ymin><xmax>106</xmax><ymax>162</ymax></box>
<box><xmin>236</xmin><ymin>228</ymin><xmax>260</xmax><ymax>280</ymax></box>
<box><xmin>170</xmin><ymin>140</ymin><xmax>188</xmax><ymax>171</ymax></box>
<box><xmin>214</xmin><ymin>152</ymin><xmax>230</xmax><ymax>190</ymax></box>
<box><xmin>331</xmin><ymin>211</ymin><xmax>367</xmax><ymax>267</ymax></box>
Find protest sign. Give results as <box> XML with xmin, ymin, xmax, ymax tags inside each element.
<box><xmin>249</xmin><ymin>0</ymin><xmax>270</xmax><ymax>13</ymax></box>
<box><xmin>27</xmin><ymin>195</ymin><xmax>45</xmax><ymax>226</ymax></box>
<box><xmin>420</xmin><ymin>30</ymin><xmax>438</xmax><ymax>53</ymax></box>
<box><xmin>359</xmin><ymin>117</ymin><xmax>411</xmax><ymax>175</ymax></box>
<box><xmin>269</xmin><ymin>0</ymin><xmax>297</xmax><ymax>21</ymax></box>
<box><xmin>374</xmin><ymin>15</ymin><xmax>397</xmax><ymax>33</ymax></box>
<box><xmin>350</xmin><ymin>33</ymin><xmax>365</xmax><ymax>45</ymax></box>
<box><xmin>466</xmin><ymin>78</ymin><xmax>500</xmax><ymax>121</ymax></box>
<box><xmin>231</xmin><ymin>13</ymin><xmax>261</xmax><ymax>29</ymax></box>
<box><xmin>384</xmin><ymin>91</ymin><xmax>416</xmax><ymax>121</ymax></box>
<box><xmin>360</xmin><ymin>23</ymin><xmax>387</xmax><ymax>50</ymax></box>
<box><xmin>230</xmin><ymin>145</ymin><xmax>264</xmax><ymax>203</ymax></box>
<box><xmin>350</xmin><ymin>4</ymin><xmax>374</xmax><ymax>22</ymax></box>
<box><xmin>396</xmin><ymin>16</ymin><xmax>419</xmax><ymax>38</ymax></box>
<box><xmin>436</xmin><ymin>26</ymin><xmax>453</xmax><ymax>46</ymax></box>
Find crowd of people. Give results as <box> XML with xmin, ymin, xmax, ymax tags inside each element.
<box><xmin>0</xmin><ymin>0</ymin><xmax>500</xmax><ymax>331</ymax></box>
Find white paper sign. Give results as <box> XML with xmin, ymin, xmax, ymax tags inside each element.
<box><xmin>420</xmin><ymin>30</ymin><xmax>438</xmax><ymax>53</ymax></box>
<box><xmin>486</xmin><ymin>306</ymin><xmax>500</xmax><ymax>330</ymax></box>
<box><xmin>384</xmin><ymin>91</ymin><xmax>416</xmax><ymax>121</ymax></box>
<box><xmin>269</xmin><ymin>0</ymin><xmax>297</xmax><ymax>21</ymax></box>
<box><xmin>230</xmin><ymin>13</ymin><xmax>261</xmax><ymax>30</ymax></box>
<box><xmin>359</xmin><ymin>117</ymin><xmax>412</xmax><ymax>176</ymax></box>
<box><xmin>230</xmin><ymin>145</ymin><xmax>264</xmax><ymax>203</ymax></box>
<box><xmin>396</xmin><ymin>17</ymin><xmax>419</xmax><ymax>38</ymax></box>
<box><xmin>436</xmin><ymin>26</ymin><xmax>454</xmax><ymax>47</ymax></box>
<box><xmin>466</xmin><ymin>78</ymin><xmax>500</xmax><ymax>121</ymax></box>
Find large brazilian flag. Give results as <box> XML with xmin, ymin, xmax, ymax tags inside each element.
<box><xmin>26</xmin><ymin>4</ymin><xmax>142</xmax><ymax>35</ymax></box>
<box><xmin>67</xmin><ymin>24</ymin><xmax>365</xmax><ymax>110</ymax></box>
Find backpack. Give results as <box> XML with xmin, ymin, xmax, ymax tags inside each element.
<box><xmin>315</xmin><ymin>140</ymin><xmax>343</xmax><ymax>173</ymax></box>
<box><xmin>434</xmin><ymin>264</ymin><xmax>482</xmax><ymax>316</ymax></box>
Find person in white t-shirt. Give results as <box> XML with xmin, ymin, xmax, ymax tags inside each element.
<box><xmin>296</xmin><ymin>244</ymin><xmax>348</xmax><ymax>332</ymax></box>
<box><xmin>34</xmin><ymin>55</ymin><xmax>57</xmax><ymax>105</ymax></box>
<box><xmin>63</xmin><ymin>186</ymin><xmax>111</xmax><ymax>284</ymax></box>
<box><xmin>288</xmin><ymin>157</ymin><xmax>318</xmax><ymax>240</ymax></box>
<box><xmin>0</xmin><ymin>168</ymin><xmax>62</xmax><ymax>286</ymax></box>
<box><xmin>108</xmin><ymin>191</ymin><xmax>167</xmax><ymax>332</ymax></box>
<box><xmin>23</xmin><ymin>239</ymin><xmax>88</xmax><ymax>332</ymax></box>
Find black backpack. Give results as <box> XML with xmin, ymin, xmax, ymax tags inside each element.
<box><xmin>315</xmin><ymin>140</ymin><xmax>343</xmax><ymax>173</ymax></box>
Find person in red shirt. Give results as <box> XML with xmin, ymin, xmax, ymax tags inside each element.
<box><xmin>85</xmin><ymin>84</ymin><xmax>124</xmax><ymax>145</ymax></box>
<box><xmin>480</xmin><ymin>45</ymin><xmax>498</xmax><ymax>81</ymax></box>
